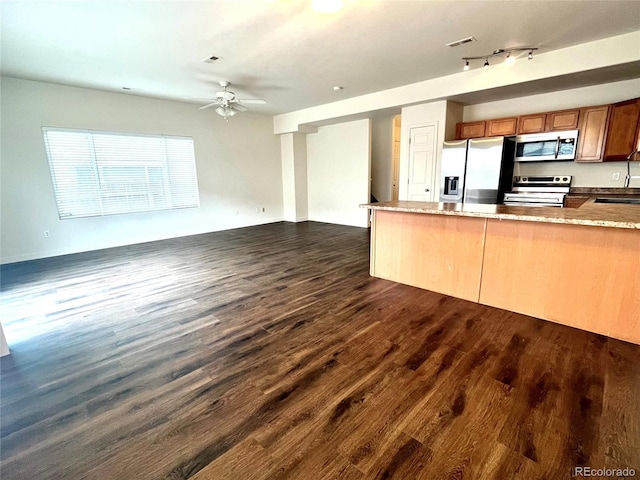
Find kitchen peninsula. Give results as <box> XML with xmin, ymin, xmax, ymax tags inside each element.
<box><xmin>362</xmin><ymin>201</ymin><xmax>640</xmax><ymax>344</ymax></box>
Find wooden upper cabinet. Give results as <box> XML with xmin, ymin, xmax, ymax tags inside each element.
<box><xmin>456</xmin><ymin>121</ymin><xmax>486</xmax><ymax>139</ymax></box>
<box><xmin>517</xmin><ymin>110</ymin><xmax>580</xmax><ymax>134</ymax></box>
<box><xmin>603</xmin><ymin>98</ymin><xmax>640</xmax><ymax>161</ymax></box>
<box><xmin>486</xmin><ymin>117</ymin><xmax>518</xmax><ymax>137</ymax></box>
<box><xmin>517</xmin><ymin>113</ymin><xmax>547</xmax><ymax>134</ymax></box>
<box><xmin>575</xmin><ymin>105</ymin><xmax>610</xmax><ymax>162</ymax></box>
<box><xmin>546</xmin><ymin>109</ymin><xmax>580</xmax><ymax>131</ymax></box>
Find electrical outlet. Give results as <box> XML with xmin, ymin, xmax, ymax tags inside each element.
<box><xmin>43</xmin><ymin>230</ymin><xmax>51</xmax><ymax>238</ymax></box>
<box><xmin>612</xmin><ymin>171</ymin><xmax>620</xmax><ymax>181</ymax></box>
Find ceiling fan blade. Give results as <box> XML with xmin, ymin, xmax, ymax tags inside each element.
<box><xmin>199</xmin><ymin>101</ymin><xmax>220</xmax><ymax>110</ymax></box>
<box><xmin>237</xmin><ymin>98</ymin><xmax>267</xmax><ymax>105</ymax></box>
<box><xmin>231</xmin><ymin>103</ymin><xmax>249</xmax><ymax>112</ymax></box>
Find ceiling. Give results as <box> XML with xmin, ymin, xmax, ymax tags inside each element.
<box><xmin>2</xmin><ymin>1</ymin><xmax>639</xmax><ymax>116</ymax></box>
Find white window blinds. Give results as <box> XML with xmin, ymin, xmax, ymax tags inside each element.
<box><xmin>42</xmin><ymin>128</ymin><xmax>200</xmax><ymax>219</ymax></box>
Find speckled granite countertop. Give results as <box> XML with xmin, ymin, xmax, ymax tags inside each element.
<box><xmin>361</xmin><ymin>201</ymin><xmax>640</xmax><ymax>230</ymax></box>
<box><xmin>569</xmin><ymin>187</ymin><xmax>640</xmax><ymax>196</ymax></box>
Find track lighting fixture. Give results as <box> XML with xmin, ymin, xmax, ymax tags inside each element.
<box><xmin>462</xmin><ymin>47</ymin><xmax>538</xmax><ymax>71</ymax></box>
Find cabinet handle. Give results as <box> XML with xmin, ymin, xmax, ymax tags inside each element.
<box><xmin>425</xmin><ymin>188</ymin><xmax>430</xmax><ymax>192</ymax></box>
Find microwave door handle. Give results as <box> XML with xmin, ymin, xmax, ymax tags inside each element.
<box><xmin>554</xmin><ymin>136</ymin><xmax>561</xmax><ymax>159</ymax></box>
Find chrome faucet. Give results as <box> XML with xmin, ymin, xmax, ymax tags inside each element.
<box><xmin>624</xmin><ymin>151</ymin><xmax>640</xmax><ymax>188</ymax></box>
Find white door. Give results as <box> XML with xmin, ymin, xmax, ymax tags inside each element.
<box><xmin>407</xmin><ymin>124</ymin><xmax>437</xmax><ymax>201</ymax></box>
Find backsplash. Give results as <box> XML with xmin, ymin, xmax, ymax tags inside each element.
<box><xmin>514</xmin><ymin>161</ymin><xmax>633</xmax><ymax>187</ymax></box>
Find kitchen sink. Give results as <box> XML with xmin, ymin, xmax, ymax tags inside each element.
<box><xmin>594</xmin><ymin>197</ymin><xmax>640</xmax><ymax>205</ymax></box>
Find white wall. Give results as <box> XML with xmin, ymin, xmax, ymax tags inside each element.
<box><xmin>306</xmin><ymin>119</ymin><xmax>371</xmax><ymax>228</ymax></box>
<box><xmin>463</xmin><ymin>78</ymin><xmax>640</xmax><ymax>187</ymax></box>
<box><xmin>0</xmin><ymin>77</ymin><xmax>283</xmax><ymax>264</ymax></box>
<box><xmin>370</xmin><ymin>114</ymin><xmax>394</xmax><ymax>202</ymax></box>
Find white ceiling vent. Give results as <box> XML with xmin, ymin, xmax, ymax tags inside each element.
<box><xmin>446</xmin><ymin>36</ymin><xmax>476</xmax><ymax>48</ymax></box>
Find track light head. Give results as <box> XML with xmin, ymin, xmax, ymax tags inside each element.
<box><xmin>528</xmin><ymin>50</ymin><xmax>534</xmax><ymax>60</ymax></box>
<box><xmin>463</xmin><ymin>60</ymin><xmax>470</xmax><ymax>71</ymax></box>
<box><xmin>483</xmin><ymin>58</ymin><xmax>489</xmax><ymax>68</ymax></box>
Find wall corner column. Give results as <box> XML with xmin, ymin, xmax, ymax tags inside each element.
<box><xmin>280</xmin><ymin>132</ymin><xmax>309</xmax><ymax>222</ymax></box>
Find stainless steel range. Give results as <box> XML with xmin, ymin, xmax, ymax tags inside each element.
<box><xmin>503</xmin><ymin>175</ymin><xmax>572</xmax><ymax>207</ymax></box>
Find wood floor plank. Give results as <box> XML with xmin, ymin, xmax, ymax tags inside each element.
<box><xmin>1</xmin><ymin>221</ymin><xmax>639</xmax><ymax>479</ymax></box>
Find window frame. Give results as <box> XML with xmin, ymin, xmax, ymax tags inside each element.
<box><xmin>42</xmin><ymin>127</ymin><xmax>200</xmax><ymax>219</ymax></box>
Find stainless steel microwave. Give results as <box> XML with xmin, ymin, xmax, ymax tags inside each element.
<box><xmin>514</xmin><ymin>129</ymin><xmax>579</xmax><ymax>162</ymax></box>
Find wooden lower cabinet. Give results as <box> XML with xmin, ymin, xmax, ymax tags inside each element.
<box><xmin>563</xmin><ymin>195</ymin><xmax>589</xmax><ymax>208</ymax></box>
<box><xmin>370</xmin><ymin>210</ymin><xmax>640</xmax><ymax>344</ymax></box>
<box><xmin>479</xmin><ymin>219</ymin><xmax>639</xmax><ymax>344</ymax></box>
<box><xmin>370</xmin><ymin>210</ymin><xmax>484</xmax><ymax>302</ymax></box>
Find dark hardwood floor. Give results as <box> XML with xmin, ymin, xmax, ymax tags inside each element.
<box><xmin>1</xmin><ymin>221</ymin><xmax>638</xmax><ymax>480</ymax></box>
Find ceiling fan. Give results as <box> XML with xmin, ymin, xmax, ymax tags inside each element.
<box><xmin>199</xmin><ymin>81</ymin><xmax>266</xmax><ymax>120</ymax></box>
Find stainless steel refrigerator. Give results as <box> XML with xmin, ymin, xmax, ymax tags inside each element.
<box><xmin>439</xmin><ymin>136</ymin><xmax>515</xmax><ymax>204</ymax></box>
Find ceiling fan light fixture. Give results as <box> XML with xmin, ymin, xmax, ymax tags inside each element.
<box><xmin>215</xmin><ymin>105</ymin><xmax>236</xmax><ymax>119</ymax></box>
<box><xmin>312</xmin><ymin>0</ymin><xmax>343</xmax><ymax>14</ymax></box>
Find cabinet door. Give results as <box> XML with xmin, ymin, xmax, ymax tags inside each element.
<box><xmin>603</xmin><ymin>98</ymin><xmax>640</xmax><ymax>161</ymax></box>
<box><xmin>546</xmin><ymin>109</ymin><xmax>580</xmax><ymax>131</ymax></box>
<box><xmin>517</xmin><ymin>114</ymin><xmax>546</xmax><ymax>134</ymax></box>
<box><xmin>564</xmin><ymin>196</ymin><xmax>589</xmax><ymax>208</ymax></box>
<box><xmin>456</xmin><ymin>121</ymin><xmax>486</xmax><ymax>139</ymax></box>
<box><xmin>486</xmin><ymin>117</ymin><xmax>518</xmax><ymax>137</ymax></box>
<box><xmin>575</xmin><ymin>105</ymin><xmax>610</xmax><ymax>162</ymax></box>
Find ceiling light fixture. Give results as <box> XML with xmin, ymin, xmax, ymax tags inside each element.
<box><xmin>312</xmin><ymin>0</ymin><xmax>343</xmax><ymax>14</ymax></box>
<box><xmin>446</xmin><ymin>36</ymin><xmax>477</xmax><ymax>48</ymax></box>
<box><xmin>215</xmin><ymin>105</ymin><xmax>237</xmax><ymax>121</ymax></box>
<box><xmin>462</xmin><ymin>47</ymin><xmax>538</xmax><ymax>71</ymax></box>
